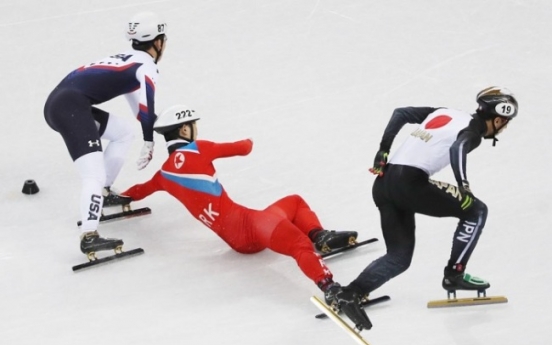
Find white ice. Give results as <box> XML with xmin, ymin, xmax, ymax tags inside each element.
<box><xmin>1</xmin><ymin>1</ymin><xmax>551</xmax><ymax>344</ymax></box>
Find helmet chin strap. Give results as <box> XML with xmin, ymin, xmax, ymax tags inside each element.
<box><xmin>166</xmin><ymin>138</ymin><xmax>189</xmax><ymax>148</ymax></box>
<box><xmin>189</xmin><ymin>125</ymin><xmax>195</xmax><ymax>141</ymax></box>
<box><xmin>153</xmin><ymin>38</ymin><xmax>165</xmax><ymax>64</ymax></box>
<box><xmin>483</xmin><ymin>118</ymin><xmax>508</xmax><ymax>147</ymax></box>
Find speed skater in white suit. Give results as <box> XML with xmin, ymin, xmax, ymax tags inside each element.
<box><xmin>43</xmin><ymin>12</ymin><xmax>168</xmax><ymax>255</ymax></box>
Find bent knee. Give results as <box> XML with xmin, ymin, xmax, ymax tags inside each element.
<box><xmin>467</xmin><ymin>198</ymin><xmax>488</xmax><ymax>218</ymax></box>
<box><xmin>387</xmin><ymin>250</ymin><xmax>413</xmax><ymax>273</ymax></box>
<box><xmin>284</xmin><ymin>194</ymin><xmax>304</xmax><ymax>204</ymax></box>
<box><xmin>103</xmin><ymin>115</ymin><xmax>135</xmax><ymax>142</ymax></box>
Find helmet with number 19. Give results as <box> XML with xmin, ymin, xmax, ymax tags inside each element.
<box><xmin>475</xmin><ymin>86</ymin><xmax>518</xmax><ymax>145</ymax></box>
<box><xmin>476</xmin><ymin>86</ymin><xmax>518</xmax><ymax>120</ymax></box>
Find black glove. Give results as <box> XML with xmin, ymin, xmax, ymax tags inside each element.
<box><xmin>458</xmin><ymin>180</ymin><xmax>474</xmax><ymax>210</ymax></box>
<box><xmin>369</xmin><ymin>150</ymin><xmax>389</xmax><ymax>176</ymax></box>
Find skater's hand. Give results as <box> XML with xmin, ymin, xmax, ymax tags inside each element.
<box><xmin>136</xmin><ymin>141</ymin><xmax>154</xmax><ymax>170</ymax></box>
<box><xmin>368</xmin><ymin>150</ymin><xmax>389</xmax><ymax>176</ymax></box>
<box><xmin>459</xmin><ymin>180</ymin><xmax>474</xmax><ymax>210</ymax></box>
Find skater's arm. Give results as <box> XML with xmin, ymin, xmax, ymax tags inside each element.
<box><xmin>208</xmin><ymin>139</ymin><xmax>253</xmax><ymax>159</ymax></box>
<box><xmin>135</xmin><ymin>66</ymin><xmax>158</xmax><ymax>143</ymax></box>
<box><xmin>450</xmin><ymin>118</ymin><xmax>485</xmax><ymax>186</ymax></box>
<box><xmin>378</xmin><ymin>107</ymin><xmax>438</xmax><ymax>151</ymax></box>
<box><xmin>122</xmin><ymin>171</ymin><xmax>164</xmax><ymax>201</ymax></box>
<box><xmin>369</xmin><ymin>107</ymin><xmax>438</xmax><ymax>176</ymax></box>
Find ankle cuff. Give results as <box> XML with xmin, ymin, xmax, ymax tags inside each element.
<box><xmin>317</xmin><ymin>277</ymin><xmax>334</xmax><ymax>292</ymax></box>
<box><xmin>308</xmin><ymin>229</ymin><xmax>323</xmax><ymax>241</ymax></box>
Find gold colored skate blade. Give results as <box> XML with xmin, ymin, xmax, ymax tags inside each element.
<box><xmin>311</xmin><ymin>296</ymin><xmax>371</xmax><ymax>345</ymax></box>
<box><xmin>427</xmin><ymin>295</ymin><xmax>508</xmax><ymax>308</ymax></box>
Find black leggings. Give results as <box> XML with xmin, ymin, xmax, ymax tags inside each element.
<box><xmin>350</xmin><ymin>164</ymin><xmax>487</xmax><ymax>294</ymax></box>
<box><xmin>44</xmin><ymin>87</ymin><xmax>109</xmax><ymax>161</ymax></box>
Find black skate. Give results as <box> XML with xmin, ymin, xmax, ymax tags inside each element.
<box><xmin>323</xmin><ymin>282</ymin><xmax>342</xmax><ymax>307</ymax></box>
<box><xmin>325</xmin><ymin>285</ymin><xmax>372</xmax><ymax>331</ymax></box>
<box><xmin>427</xmin><ymin>267</ymin><xmax>505</xmax><ymax>308</ymax></box>
<box><xmin>314</xmin><ymin>230</ymin><xmax>358</xmax><ymax>253</ymax></box>
<box><xmin>73</xmin><ymin>231</ymin><xmax>143</xmax><ymax>272</ymax></box>
<box><xmin>102</xmin><ymin>187</ymin><xmax>131</xmax><ymax>208</ymax></box>
<box><xmin>80</xmin><ymin>231</ymin><xmax>124</xmax><ymax>256</ymax></box>
<box><xmin>336</xmin><ymin>287</ymin><xmax>373</xmax><ymax>331</ymax></box>
<box><xmin>442</xmin><ymin>267</ymin><xmax>490</xmax><ymax>299</ymax></box>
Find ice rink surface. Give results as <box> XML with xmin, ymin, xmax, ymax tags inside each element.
<box><xmin>2</xmin><ymin>1</ymin><xmax>551</xmax><ymax>344</ymax></box>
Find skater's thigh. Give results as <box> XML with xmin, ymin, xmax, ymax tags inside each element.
<box><xmin>378</xmin><ymin>203</ymin><xmax>415</xmax><ymax>254</ymax></box>
<box><xmin>91</xmin><ymin>107</ymin><xmax>109</xmax><ymax>136</ymax></box>
<box><xmin>265</xmin><ymin>219</ymin><xmax>313</xmax><ymax>257</ymax></box>
<box><xmin>98</xmin><ymin>109</ymin><xmax>134</xmax><ymax>141</ymax></box>
<box><xmin>263</xmin><ymin>194</ymin><xmax>304</xmax><ymax>220</ymax></box>
<box><xmin>409</xmin><ymin>180</ymin><xmax>465</xmax><ymax>218</ymax></box>
<box><xmin>45</xmin><ymin>89</ymin><xmax>102</xmax><ymax>161</ymax></box>
<box><xmin>247</xmin><ymin>210</ymin><xmax>283</xmax><ymax>248</ymax></box>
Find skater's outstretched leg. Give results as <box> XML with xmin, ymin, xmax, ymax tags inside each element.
<box><xmin>261</xmin><ymin>217</ymin><xmax>334</xmax><ymax>288</ymax></box>
<box><xmin>264</xmin><ymin>194</ymin><xmax>323</xmax><ymax>234</ymax></box>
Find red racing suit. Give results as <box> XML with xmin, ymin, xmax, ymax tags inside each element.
<box><xmin>123</xmin><ymin>139</ymin><xmax>332</xmax><ymax>285</ymax></box>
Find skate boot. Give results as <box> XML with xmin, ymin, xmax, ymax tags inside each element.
<box><xmin>80</xmin><ymin>231</ymin><xmax>124</xmax><ymax>257</ymax></box>
<box><xmin>329</xmin><ymin>285</ymin><xmax>372</xmax><ymax>331</ymax></box>
<box><xmin>323</xmin><ymin>282</ymin><xmax>342</xmax><ymax>307</ymax></box>
<box><xmin>102</xmin><ymin>187</ymin><xmax>131</xmax><ymax>208</ymax></box>
<box><xmin>313</xmin><ymin>229</ymin><xmax>358</xmax><ymax>253</ymax></box>
<box><xmin>442</xmin><ymin>266</ymin><xmax>490</xmax><ymax>298</ymax></box>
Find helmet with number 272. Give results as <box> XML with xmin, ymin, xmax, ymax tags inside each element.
<box><xmin>154</xmin><ymin>105</ymin><xmax>201</xmax><ymax>135</ymax></box>
<box><xmin>125</xmin><ymin>12</ymin><xmax>167</xmax><ymax>43</ymax></box>
<box><xmin>476</xmin><ymin>86</ymin><xmax>518</xmax><ymax>119</ymax></box>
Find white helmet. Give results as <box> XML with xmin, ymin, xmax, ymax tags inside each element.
<box><xmin>154</xmin><ymin>105</ymin><xmax>200</xmax><ymax>134</ymax></box>
<box><xmin>125</xmin><ymin>12</ymin><xmax>167</xmax><ymax>42</ymax></box>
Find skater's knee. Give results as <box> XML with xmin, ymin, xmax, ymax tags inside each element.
<box><xmin>102</xmin><ymin>114</ymin><xmax>135</xmax><ymax>142</ymax></box>
<box><xmin>387</xmin><ymin>250</ymin><xmax>413</xmax><ymax>273</ymax></box>
<box><xmin>465</xmin><ymin>198</ymin><xmax>488</xmax><ymax>220</ymax></box>
<box><xmin>285</xmin><ymin>194</ymin><xmax>306</xmax><ymax>207</ymax></box>
<box><xmin>113</xmin><ymin>123</ymin><xmax>134</xmax><ymax>143</ymax></box>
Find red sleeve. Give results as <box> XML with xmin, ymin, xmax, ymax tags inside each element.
<box><xmin>206</xmin><ymin>139</ymin><xmax>253</xmax><ymax>159</ymax></box>
<box><xmin>122</xmin><ymin>171</ymin><xmax>164</xmax><ymax>201</ymax></box>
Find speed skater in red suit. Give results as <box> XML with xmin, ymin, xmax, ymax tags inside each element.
<box><xmin>122</xmin><ymin>105</ymin><xmax>359</xmax><ymax>295</ymax></box>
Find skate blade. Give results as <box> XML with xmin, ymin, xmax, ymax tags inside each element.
<box><xmin>315</xmin><ymin>295</ymin><xmax>390</xmax><ymax>319</ymax></box>
<box><xmin>427</xmin><ymin>295</ymin><xmax>508</xmax><ymax>308</ymax></box>
<box><xmin>311</xmin><ymin>296</ymin><xmax>372</xmax><ymax>345</ymax></box>
<box><xmin>77</xmin><ymin>207</ymin><xmax>151</xmax><ymax>226</ymax></box>
<box><xmin>321</xmin><ymin>238</ymin><xmax>379</xmax><ymax>259</ymax></box>
<box><xmin>72</xmin><ymin>248</ymin><xmax>144</xmax><ymax>272</ymax></box>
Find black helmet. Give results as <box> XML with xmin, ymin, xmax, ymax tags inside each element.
<box><xmin>476</xmin><ymin>86</ymin><xmax>518</xmax><ymax>119</ymax></box>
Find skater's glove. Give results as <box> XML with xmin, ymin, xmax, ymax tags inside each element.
<box><xmin>136</xmin><ymin>141</ymin><xmax>154</xmax><ymax>170</ymax></box>
<box><xmin>458</xmin><ymin>180</ymin><xmax>475</xmax><ymax>210</ymax></box>
<box><xmin>368</xmin><ymin>150</ymin><xmax>389</xmax><ymax>176</ymax></box>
